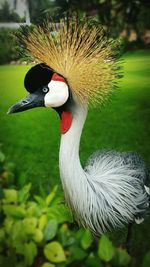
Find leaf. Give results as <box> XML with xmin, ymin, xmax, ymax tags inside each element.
<box><xmin>69</xmin><ymin>246</ymin><xmax>87</xmax><ymax>261</ymax></box>
<box><xmin>4</xmin><ymin>218</ymin><xmax>14</xmax><ymax>234</ymax></box>
<box><xmin>39</xmin><ymin>214</ymin><xmax>48</xmax><ymax>230</ymax></box>
<box><xmin>44</xmin><ymin>219</ymin><xmax>58</xmax><ymax>241</ymax></box>
<box><xmin>113</xmin><ymin>248</ymin><xmax>131</xmax><ymax>266</ymax></box>
<box><xmin>3</xmin><ymin>204</ymin><xmax>26</xmax><ymax>219</ymax></box>
<box><xmin>34</xmin><ymin>195</ymin><xmax>46</xmax><ymax>207</ymax></box>
<box><xmin>142</xmin><ymin>251</ymin><xmax>150</xmax><ymax>267</ymax></box>
<box><xmin>3</xmin><ymin>189</ymin><xmax>18</xmax><ymax>203</ymax></box>
<box><xmin>15</xmin><ymin>242</ymin><xmax>26</xmax><ymax>255</ymax></box>
<box><xmin>47</xmin><ymin>204</ymin><xmax>72</xmax><ymax>224</ymax></box>
<box><xmin>98</xmin><ymin>235</ymin><xmax>115</xmax><ymax>262</ymax></box>
<box><xmin>18</xmin><ymin>183</ymin><xmax>31</xmax><ymax>203</ymax></box>
<box><xmin>86</xmin><ymin>252</ymin><xmax>104</xmax><ymax>267</ymax></box>
<box><xmin>59</xmin><ymin>224</ymin><xmax>75</xmax><ymax>246</ymax></box>
<box><xmin>23</xmin><ymin>217</ymin><xmax>38</xmax><ymax>234</ymax></box>
<box><xmin>33</xmin><ymin>229</ymin><xmax>43</xmax><ymax>243</ymax></box>
<box><xmin>24</xmin><ymin>241</ymin><xmax>37</xmax><ymax>266</ymax></box>
<box><xmin>44</xmin><ymin>241</ymin><xmax>66</xmax><ymax>263</ymax></box>
<box><xmin>46</xmin><ymin>185</ymin><xmax>58</xmax><ymax>206</ymax></box>
<box><xmin>76</xmin><ymin>228</ymin><xmax>85</xmax><ymax>240</ymax></box>
<box><xmin>26</xmin><ymin>201</ymin><xmax>41</xmax><ymax>217</ymax></box>
<box><xmin>11</xmin><ymin>221</ymin><xmax>27</xmax><ymax>243</ymax></box>
<box><xmin>0</xmin><ymin>151</ymin><xmax>5</xmax><ymax>162</ymax></box>
<box><xmin>41</xmin><ymin>263</ymin><xmax>55</xmax><ymax>267</ymax></box>
<box><xmin>81</xmin><ymin>229</ymin><xmax>93</xmax><ymax>250</ymax></box>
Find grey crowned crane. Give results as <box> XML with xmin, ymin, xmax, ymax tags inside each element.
<box><xmin>8</xmin><ymin>18</ymin><xmax>149</xmax><ymax>241</ymax></box>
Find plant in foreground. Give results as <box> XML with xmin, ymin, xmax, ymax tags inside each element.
<box><xmin>0</xmin><ymin>147</ymin><xmax>149</xmax><ymax>267</ymax></box>
<box><xmin>0</xmin><ymin>183</ymin><xmax>132</xmax><ymax>267</ymax></box>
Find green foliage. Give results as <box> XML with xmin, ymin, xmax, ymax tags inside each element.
<box><xmin>0</xmin><ymin>145</ymin><xmax>15</xmax><ymax>190</ymax></box>
<box><xmin>0</xmin><ymin>28</ymin><xmax>20</xmax><ymax>64</ymax></box>
<box><xmin>113</xmin><ymin>248</ymin><xmax>131</xmax><ymax>266</ymax></box>
<box><xmin>44</xmin><ymin>241</ymin><xmax>66</xmax><ymax>263</ymax></box>
<box><xmin>0</xmin><ymin>1</ymin><xmax>21</xmax><ymax>22</ymax></box>
<box><xmin>0</xmin><ymin>178</ymin><xmax>134</xmax><ymax>267</ymax></box>
<box><xmin>98</xmin><ymin>235</ymin><xmax>115</xmax><ymax>262</ymax></box>
<box><xmin>142</xmin><ymin>251</ymin><xmax>150</xmax><ymax>267</ymax></box>
<box><xmin>28</xmin><ymin>0</ymin><xmax>150</xmax><ymax>46</ymax></box>
<box><xmin>0</xmin><ymin>183</ymin><xmax>70</xmax><ymax>266</ymax></box>
<box><xmin>0</xmin><ymin>0</ymin><xmax>148</xmax><ymax>65</ymax></box>
<box><xmin>44</xmin><ymin>219</ymin><xmax>58</xmax><ymax>241</ymax></box>
<box><xmin>81</xmin><ymin>228</ymin><xmax>93</xmax><ymax>250</ymax></box>
<box><xmin>28</xmin><ymin>0</ymin><xmax>58</xmax><ymax>24</ymax></box>
<box><xmin>42</xmin><ymin>263</ymin><xmax>55</xmax><ymax>267</ymax></box>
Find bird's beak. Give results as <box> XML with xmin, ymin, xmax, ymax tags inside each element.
<box><xmin>7</xmin><ymin>90</ymin><xmax>45</xmax><ymax>114</ymax></box>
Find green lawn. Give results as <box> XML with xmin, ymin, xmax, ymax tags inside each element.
<box><xmin>0</xmin><ymin>50</ymin><xmax>150</xmax><ymax>187</ymax></box>
<box><xmin>1</xmin><ymin>50</ymin><xmax>149</xmax><ymax>191</ymax></box>
<box><xmin>0</xmin><ymin>50</ymin><xmax>150</xmax><ymax>263</ymax></box>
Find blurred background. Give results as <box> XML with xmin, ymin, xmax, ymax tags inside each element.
<box><xmin>0</xmin><ymin>1</ymin><xmax>150</xmax><ymax>267</ymax></box>
<box><xmin>0</xmin><ymin>0</ymin><xmax>149</xmax><ymax>63</ymax></box>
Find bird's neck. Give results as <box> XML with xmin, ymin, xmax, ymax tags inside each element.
<box><xmin>59</xmin><ymin>102</ymin><xmax>88</xmax><ymax>206</ymax></box>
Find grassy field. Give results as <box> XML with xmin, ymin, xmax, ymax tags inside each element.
<box><xmin>0</xmin><ymin>50</ymin><xmax>149</xmax><ymax>190</ymax></box>
<box><xmin>0</xmin><ymin>50</ymin><xmax>150</xmax><ymax>262</ymax></box>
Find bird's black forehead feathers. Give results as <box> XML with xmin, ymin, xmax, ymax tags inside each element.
<box><xmin>24</xmin><ymin>63</ymin><xmax>54</xmax><ymax>93</ymax></box>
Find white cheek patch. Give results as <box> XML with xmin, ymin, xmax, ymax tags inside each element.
<box><xmin>44</xmin><ymin>80</ymin><xmax>69</xmax><ymax>108</ymax></box>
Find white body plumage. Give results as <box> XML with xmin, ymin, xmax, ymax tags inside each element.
<box><xmin>59</xmin><ymin>102</ymin><xmax>149</xmax><ymax>235</ymax></box>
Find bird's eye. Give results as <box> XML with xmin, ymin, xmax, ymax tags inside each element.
<box><xmin>42</xmin><ymin>87</ymin><xmax>49</xmax><ymax>93</ymax></box>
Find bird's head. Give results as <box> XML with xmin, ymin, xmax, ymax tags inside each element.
<box><xmin>7</xmin><ymin>18</ymin><xmax>122</xmax><ymax>133</ymax></box>
<box><xmin>7</xmin><ymin>64</ymin><xmax>72</xmax><ymax>134</ymax></box>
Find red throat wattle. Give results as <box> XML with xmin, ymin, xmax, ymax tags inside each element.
<box><xmin>60</xmin><ymin>111</ymin><xmax>72</xmax><ymax>134</ymax></box>
<box><xmin>51</xmin><ymin>73</ymin><xmax>72</xmax><ymax>134</ymax></box>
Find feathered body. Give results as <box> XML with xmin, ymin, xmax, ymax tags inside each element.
<box><xmin>60</xmin><ymin>101</ymin><xmax>149</xmax><ymax>235</ymax></box>
<box><xmin>17</xmin><ymin>17</ymin><xmax>149</xmax><ymax>235</ymax></box>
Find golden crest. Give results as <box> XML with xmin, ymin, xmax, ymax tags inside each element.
<box><xmin>21</xmin><ymin>17</ymin><xmax>122</xmax><ymax>105</ymax></box>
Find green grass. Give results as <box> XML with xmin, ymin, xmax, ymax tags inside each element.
<box><xmin>0</xmin><ymin>50</ymin><xmax>150</xmax><ymax>264</ymax></box>
<box><xmin>0</xmin><ymin>50</ymin><xmax>150</xmax><ymax>188</ymax></box>
<box><xmin>0</xmin><ymin>51</ymin><xmax>150</xmax><ymax>190</ymax></box>
<box><xmin>0</xmin><ymin>50</ymin><xmax>149</xmax><ymax>192</ymax></box>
